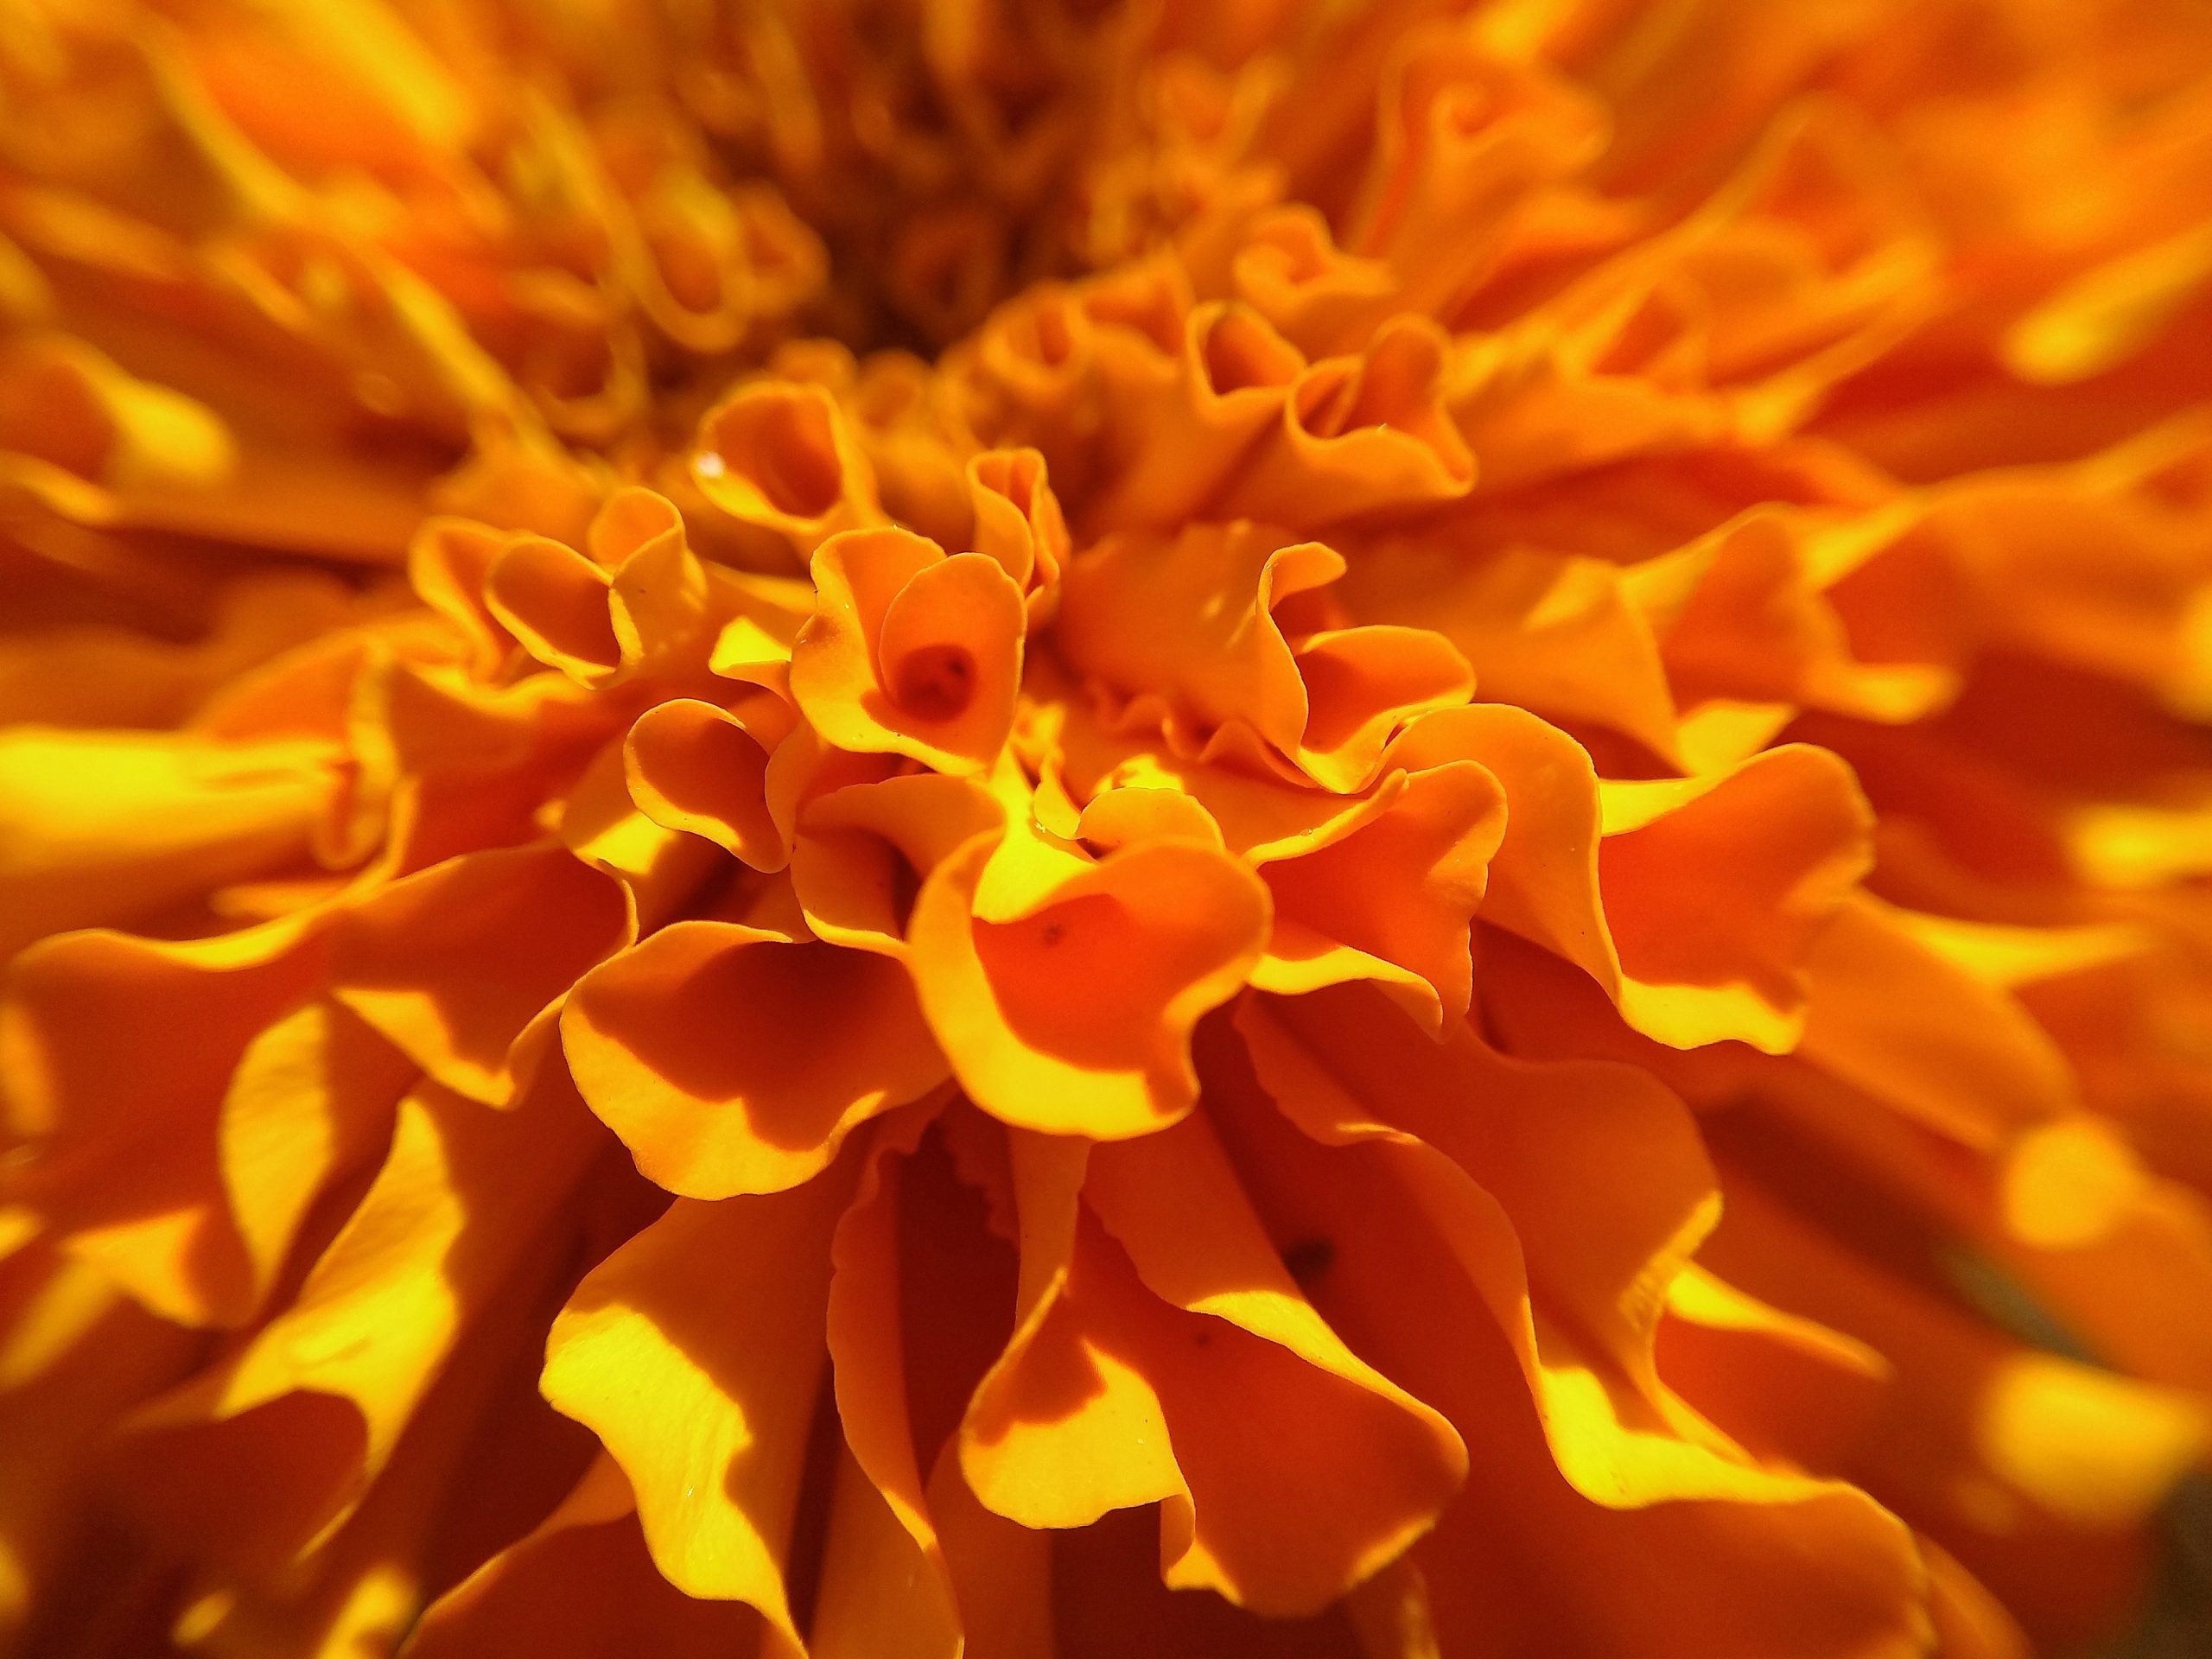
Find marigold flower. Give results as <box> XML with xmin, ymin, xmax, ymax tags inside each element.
<box><xmin>4</xmin><ymin>2</ymin><xmax>2212</xmax><ymax>1656</ymax></box>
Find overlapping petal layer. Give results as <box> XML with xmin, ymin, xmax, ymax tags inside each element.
<box><xmin>4</xmin><ymin>1</ymin><xmax>2212</xmax><ymax>1656</ymax></box>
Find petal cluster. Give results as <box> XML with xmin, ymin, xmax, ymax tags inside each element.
<box><xmin>5</xmin><ymin>3</ymin><xmax>2212</xmax><ymax>1658</ymax></box>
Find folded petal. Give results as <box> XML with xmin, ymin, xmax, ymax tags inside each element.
<box><xmin>540</xmin><ymin>1170</ymin><xmax>855</xmax><ymax>1652</ymax></box>
<box><xmin>1084</xmin><ymin>1111</ymin><xmax>1469</xmax><ymax>1615</ymax></box>
<box><xmin>1057</xmin><ymin>521</ymin><xmax>1471</xmax><ymax>791</ymax></box>
<box><xmin>482</xmin><ymin>533</ymin><xmax>620</xmax><ymax>687</ymax></box>
<box><xmin>1</xmin><ymin>917</ymin><xmax>333</xmax><ymax>1325</ymax></box>
<box><xmin>908</xmin><ymin>831</ymin><xmax>1269</xmax><ymax>1138</ymax></box>
<box><xmin>332</xmin><ymin>842</ymin><xmax>630</xmax><ymax>1106</ymax></box>
<box><xmin>965</xmin><ymin>448</ymin><xmax>1068</xmax><ymax>624</ymax></box>
<box><xmin>563</xmin><ymin>919</ymin><xmax>945</xmax><ymax>1198</ymax></box>
<box><xmin>791</xmin><ymin>528</ymin><xmax>1027</xmax><ymax>774</ymax></box>
<box><xmin>693</xmin><ymin>380</ymin><xmax>881</xmax><ymax>555</ymax></box>
<box><xmin>1218</xmin><ymin>991</ymin><xmax>1934</xmax><ymax>1657</ymax></box>
<box><xmin>958</xmin><ymin>1131</ymin><xmax>1183</xmax><ymax>1529</ymax></box>
<box><xmin>1216</xmin><ymin>315</ymin><xmax>1475</xmax><ymax>526</ymax></box>
<box><xmin>791</xmin><ymin>772</ymin><xmax>1004</xmax><ymax>957</ymax></box>
<box><xmin>407</xmin><ymin>1455</ymin><xmax>772</xmax><ymax>1659</ymax></box>
<box><xmin>624</xmin><ymin>696</ymin><xmax>795</xmax><ymax>871</ymax></box>
<box><xmin>1252</xmin><ymin>757</ymin><xmax>1505</xmax><ymax>1030</ymax></box>
<box><xmin>1405</xmin><ymin>706</ymin><xmax>1872</xmax><ymax>1052</ymax></box>
<box><xmin>0</xmin><ymin>728</ymin><xmax>341</xmax><ymax>957</ymax></box>
<box><xmin>123</xmin><ymin>1065</ymin><xmax>607</xmax><ymax>1575</ymax></box>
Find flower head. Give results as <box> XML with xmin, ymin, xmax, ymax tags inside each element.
<box><xmin>5</xmin><ymin>3</ymin><xmax>2212</xmax><ymax>1656</ymax></box>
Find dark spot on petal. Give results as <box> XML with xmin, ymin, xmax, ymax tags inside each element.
<box><xmin>1282</xmin><ymin>1235</ymin><xmax>1335</xmax><ymax>1287</ymax></box>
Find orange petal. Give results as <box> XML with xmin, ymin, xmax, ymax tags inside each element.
<box><xmin>123</xmin><ymin>1066</ymin><xmax>607</xmax><ymax>1573</ymax></box>
<box><xmin>908</xmin><ymin>831</ymin><xmax>1269</xmax><ymax>1138</ymax></box>
<box><xmin>0</xmin><ymin>728</ymin><xmax>341</xmax><ymax>958</ymax></box>
<box><xmin>1338</xmin><ymin>539</ymin><xmax>1682</xmax><ymax>763</ymax></box>
<box><xmin>692</xmin><ymin>380</ymin><xmax>880</xmax><ymax>553</ymax></box>
<box><xmin>1599</xmin><ymin>743</ymin><xmax>1874</xmax><ymax>1052</ymax></box>
<box><xmin>1252</xmin><ymin>759</ymin><xmax>1507</xmax><ymax>1032</ymax></box>
<box><xmin>1230</xmin><ymin>206</ymin><xmax>1400</xmax><ymax>359</ymax></box>
<box><xmin>958</xmin><ymin>1131</ymin><xmax>1184</xmax><ymax>1530</ymax></box>
<box><xmin>1796</xmin><ymin>895</ymin><xmax>2077</xmax><ymax>1146</ymax></box>
<box><xmin>818</xmin><ymin>1108</ymin><xmax>963</xmax><ymax>1659</ymax></box>
<box><xmin>1084</xmin><ymin>1110</ymin><xmax>1469</xmax><ymax>1615</ymax></box>
<box><xmin>332</xmin><ymin>842</ymin><xmax>630</xmax><ymax>1106</ymax></box>
<box><xmin>554</xmin><ymin>737</ymin><xmax>726</xmax><ymax>934</ymax></box>
<box><xmin>1057</xmin><ymin>521</ymin><xmax>1471</xmax><ymax>791</ymax></box>
<box><xmin>965</xmin><ymin>447</ymin><xmax>1068</xmax><ymax>624</ymax></box>
<box><xmin>1</xmin><ymin>917</ymin><xmax>327</xmax><ymax>1325</ymax></box>
<box><xmin>1407</xmin><ymin>706</ymin><xmax>1872</xmax><ymax>1052</ymax></box>
<box><xmin>1217</xmin><ymin>315</ymin><xmax>1475</xmax><ymax>525</ymax></box>
<box><xmin>409</xmin><ymin>1455</ymin><xmax>772</xmax><ymax>1659</ymax></box>
<box><xmin>1084</xmin><ymin>300</ymin><xmax>1306</xmax><ymax>533</ymax></box>
<box><xmin>623</xmin><ymin>696</ymin><xmax>794</xmax><ymax>871</ymax></box>
<box><xmin>407</xmin><ymin>517</ymin><xmax>517</xmax><ymax>679</ymax></box>
<box><xmin>481</xmin><ymin>533</ymin><xmax>620</xmax><ymax>686</ymax></box>
<box><xmin>791</xmin><ymin>772</ymin><xmax>1005</xmax><ymax>956</ymax></box>
<box><xmin>1218</xmin><ymin>992</ymin><xmax>1933</xmax><ymax>1656</ymax></box>
<box><xmin>540</xmin><ymin>1171</ymin><xmax>854</xmax><ymax>1653</ymax></box>
<box><xmin>791</xmin><ymin>528</ymin><xmax>1027</xmax><ymax>774</ymax></box>
<box><xmin>563</xmin><ymin>920</ymin><xmax>946</xmax><ymax>1198</ymax></box>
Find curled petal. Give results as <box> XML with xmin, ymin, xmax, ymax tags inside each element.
<box><xmin>1345</xmin><ymin>41</ymin><xmax>1606</xmax><ymax>315</ymax></box>
<box><xmin>1074</xmin><ymin>786</ymin><xmax>1224</xmax><ymax>854</ymax></box>
<box><xmin>965</xmin><ymin>448</ymin><xmax>1068</xmax><ymax>624</ymax></box>
<box><xmin>1217</xmin><ymin>315</ymin><xmax>1475</xmax><ymax>526</ymax></box>
<box><xmin>951</xmin><ymin>282</ymin><xmax>1096</xmax><ymax>481</ymax></box>
<box><xmin>1251</xmin><ymin>757</ymin><xmax>1506</xmax><ymax>1031</ymax></box>
<box><xmin>908</xmin><ymin>832</ymin><xmax>1269</xmax><ymax>1138</ymax></box>
<box><xmin>1796</xmin><ymin>895</ymin><xmax>2078</xmax><ymax>1146</ymax></box>
<box><xmin>541</xmin><ymin>1173</ymin><xmax>854</xmax><ymax>1653</ymax></box>
<box><xmin>693</xmin><ymin>380</ymin><xmax>880</xmax><ymax>553</ymax></box>
<box><xmin>1083</xmin><ymin>1112</ymin><xmax>1469</xmax><ymax>1616</ymax></box>
<box><xmin>1598</xmin><ymin>744</ymin><xmax>1874</xmax><ymax>1052</ymax></box>
<box><xmin>0</xmin><ymin>334</ymin><xmax>234</xmax><ymax>519</ymax></box>
<box><xmin>1058</xmin><ymin>521</ymin><xmax>1471</xmax><ymax>791</ymax></box>
<box><xmin>791</xmin><ymin>528</ymin><xmax>1027</xmax><ymax>773</ymax></box>
<box><xmin>1230</xmin><ymin>206</ymin><xmax>1400</xmax><ymax>359</ymax></box>
<box><xmin>554</xmin><ymin>739</ymin><xmax>725</xmax><ymax>937</ymax></box>
<box><xmin>624</xmin><ymin>696</ymin><xmax>795</xmax><ymax>871</ymax></box>
<box><xmin>408</xmin><ymin>517</ymin><xmax>518</xmax><ymax>679</ymax></box>
<box><xmin>959</xmin><ymin>1132</ymin><xmax>1183</xmax><ymax>1530</ymax></box>
<box><xmin>1222</xmin><ymin>992</ymin><xmax>1935</xmax><ymax>1656</ymax></box>
<box><xmin>1084</xmin><ymin>300</ymin><xmax>1306</xmax><ymax>533</ymax></box>
<box><xmin>332</xmin><ymin>843</ymin><xmax>631</xmax><ymax>1106</ymax></box>
<box><xmin>791</xmin><ymin>772</ymin><xmax>1005</xmax><ymax>956</ymax></box>
<box><xmin>482</xmin><ymin>534</ymin><xmax>620</xmax><ymax>687</ymax></box>
<box><xmin>1064</xmin><ymin>709</ymin><xmax>1510</xmax><ymax>1028</ymax></box>
<box><xmin>1402</xmin><ymin>705</ymin><xmax>1872</xmax><ymax>1052</ymax></box>
<box><xmin>214</xmin><ymin>999</ymin><xmax>417</xmax><ymax>1318</ymax></box>
<box><xmin>409</xmin><ymin>1455</ymin><xmax>772</xmax><ymax>1659</ymax></box>
<box><xmin>124</xmin><ymin>1068</ymin><xmax>607</xmax><ymax>1573</ymax></box>
<box><xmin>2</xmin><ymin>918</ymin><xmax>328</xmax><ymax>1325</ymax></box>
<box><xmin>819</xmin><ymin>1109</ymin><xmax>964</xmax><ymax>1659</ymax></box>
<box><xmin>563</xmin><ymin>920</ymin><xmax>946</xmax><ymax>1198</ymax></box>
<box><xmin>585</xmin><ymin>486</ymin><xmax>685</xmax><ymax>569</ymax></box>
<box><xmin>1629</xmin><ymin>509</ymin><xmax>1959</xmax><ymax>727</ymax></box>
<box><xmin>1338</xmin><ymin>540</ymin><xmax>1683</xmax><ymax>764</ymax></box>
